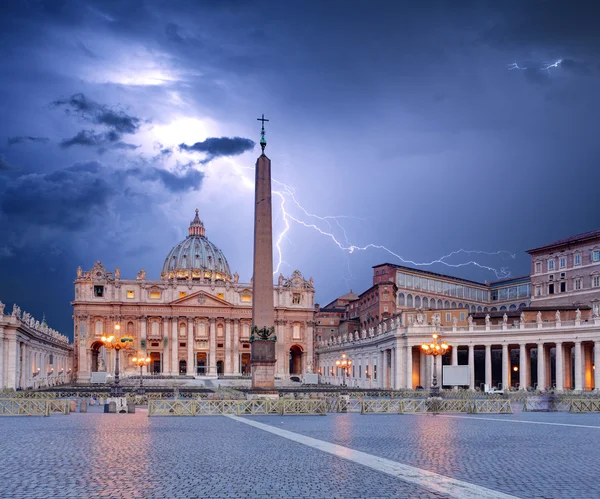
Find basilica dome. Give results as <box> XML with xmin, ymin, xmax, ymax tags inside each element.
<box><xmin>161</xmin><ymin>210</ymin><xmax>232</xmax><ymax>281</ymax></box>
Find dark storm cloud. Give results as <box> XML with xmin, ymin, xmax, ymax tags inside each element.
<box><xmin>59</xmin><ymin>129</ymin><xmax>138</xmax><ymax>152</ymax></box>
<box><xmin>7</xmin><ymin>136</ymin><xmax>50</xmax><ymax>146</ymax></box>
<box><xmin>179</xmin><ymin>137</ymin><xmax>255</xmax><ymax>163</ymax></box>
<box><xmin>0</xmin><ymin>155</ymin><xmax>13</xmax><ymax>171</ymax></box>
<box><xmin>53</xmin><ymin>93</ymin><xmax>141</xmax><ymax>134</ymax></box>
<box><xmin>0</xmin><ymin>161</ymin><xmax>204</xmax><ymax>229</ymax></box>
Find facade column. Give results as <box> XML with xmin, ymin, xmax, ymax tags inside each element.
<box><xmin>140</xmin><ymin>317</ymin><xmax>147</xmax><ymax>353</ymax></box>
<box><xmin>451</xmin><ymin>346</ymin><xmax>458</xmax><ymax>365</ymax></box>
<box><xmin>171</xmin><ymin>318</ymin><xmax>178</xmax><ymax>375</ymax></box>
<box><xmin>390</xmin><ymin>348</ymin><xmax>395</xmax><ymax>389</ymax></box>
<box><xmin>225</xmin><ymin>319</ymin><xmax>232</xmax><ymax>375</ymax></box>
<box><xmin>209</xmin><ymin>319</ymin><xmax>217</xmax><ymax>376</ymax></box>
<box><xmin>162</xmin><ymin>318</ymin><xmax>169</xmax><ymax>374</ymax></box>
<box><xmin>468</xmin><ymin>345</ymin><xmax>475</xmax><ymax>390</ymax></box>
<box><xmin>405</xmin><ymin>345</ymin><xmax>412</xmax><ymax>389</ymax></box>
<box><xmin>537</xmin><ymin>343</ymin><xmax>546</xmax><ymax>391</ymax></box>
<box><xmin>555</xmin><ymin>342</ymin><xmax>564</xmax><ymax>392</ymax></box>
<box><xmin>574</xmin><ymin>341</ymin><xmax>583</xmax><ymax>391</ymax></box>
<box><xmin>501</xmin><ymin>344</ymin><xmax>509</xmax><ymax>390</ymax></box>
<box><xmin>519</xmin><ymin>344</ymin><xmax>527</xmax><ymax>390</ymax></box>
<box><xmin>594</xmin><ymin>341</ymin><xmax>600</xmax><ymax>391</ymax></box>
<box><xmin>187</xmin><ymin>317</ymin><xmax>194</xmax><ymax>375</ymax></box>
<box><xmin>484</xmin><ymin>344</ymin><xmax>492</xmax><ymax>389</ymax></box>
<box><xmin>233</xmin><ymin>320</ymin><xmax>240</xmax><ymax>375</ymax></box>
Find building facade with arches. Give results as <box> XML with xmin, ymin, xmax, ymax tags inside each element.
<box><xmin>72</xmin><ymin>211</ymin><xmax>315</xmax><ymax>382</ymax></box>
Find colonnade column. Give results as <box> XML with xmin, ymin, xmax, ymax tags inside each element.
<box><xmin>537</xmin><ymin>343</ymin><xmax>546</xmax><ymax>391</ymax></box>
<box><xmin>162</xmin><ymin>318</ymin><xmax>169</xmax><ymax>374</ymax></box>
<box><xmin>224</xmin><ymin>319</ymin><xmax>232</xmax><ymax>375</ymax></box>
<box><xmin>171</xmin><ymin>318</ymin><xmax>178</xmax><ymax>375</ymax></box>
<box><xmin>574</xmin><ymin>341</ymin><xmax>582</xmax><ymax>391</ymax></box>
<box><xmin>484</xmin><ymin>345</ymin><xmax>492</xmax><ymax>388</ymax></box>
<box><xmin>0</xmin><ymin>327</ymin><xmax>6</xmax><ymax>389</ymax></box>
<box><xmin>468</xmin><ymin>345</ymin><xmax>474</xmax><ymax>390</ymax></box>
<box><xmin>451</xmin><ymin>345</ymin><xmax>458</xmax><ymax>390</ymax></box>
<box><xmin>405</xmin><ymin>345</ymin><xmax>412</xmax><ymax>389</ymax></box>
<box><xmin>7</xmin><ymin>334</ymin><xmax>17</xmax><ymax>390</ymax></box>
<box><xmin>555</xmin><ymin>342</ymin><xmax>564</xmax><ymax>392</ymax></box>
<box><xmin>187</xmin><ymin>318</ymin><xmax>194</xmax><ymax>375</ymax></box>
<box><xmin>502</xmin><ymin>344</ymin><xmax>509</xmax><ymax>390</ymax></box>
<box><xmin>594</xmin><ymin>342</ymin><xmax>600</xmax><ymax>391</ymax></box>
<box><xmin>233</xmin><ymin>320</ymin><xmax>240</xmax><ymax>375</ymax></box>
<box><xmin>519</xmin><ymin>344</ymin><xmax>527</xmax><ymax>390</ymax></box>
<box><xmin>395</xmin><ymin>344</ymin><xmax>404</xmax><ymax>389</ymax></box>
<box><xmin>209</xmin><ymin>319</ymin><xmax>217</xmax><ymax>376</ymax></box>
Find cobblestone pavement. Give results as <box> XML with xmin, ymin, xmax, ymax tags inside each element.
<box><xmin>248</xmin><ymin>409</ymin><xmax>600</xmax><ymax>499</ymax></box>
<box><xmin>0</xmin><ymin>408</ymin><xmax>449</xmax><ymax>499</ymax></box>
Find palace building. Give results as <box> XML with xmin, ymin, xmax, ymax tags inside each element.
<box><xmin>72</xmin><ymin>210</ymin><xmax>315</xmax><ymax>383</ymax></box>
<box><xmin>315</xmin><ymin>228</ymin><xmax>600</xmax><ymax>391</ymax></box>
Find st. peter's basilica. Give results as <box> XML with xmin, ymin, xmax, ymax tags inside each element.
<box><xmin>72</xmin><ymin>210</ymin><xmax>315</xmax><ymax>382</ymax></box>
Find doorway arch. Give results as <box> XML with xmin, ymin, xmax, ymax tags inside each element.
<box><xmin>90</xmin><ymin>341</ymin><xmax>105</xmax><ymax>372</ymax></box>
<box><xmin>179</xmin><ymin>360</ymin><xmax>187</xmax><ymax>375</ymax></box>
<box><xmin>217</xmin><ymin>360</ymin><xmax>224</xmax><ymax>375</ymax></box>
<box><xmin>289</xmin><ymin>345</ymin><xmax>303</xmax><ymax>375</ymax></box>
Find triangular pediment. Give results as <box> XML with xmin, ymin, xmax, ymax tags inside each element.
<box><xmin>171</xmin><ymin>290</ymin><xmax>233</xmax><ymax>307</ymax></box>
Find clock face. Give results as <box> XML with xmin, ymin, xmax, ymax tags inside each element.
<box><xmin>96</xmin><ymin>271</ymin><xmax>102</xmax><ymax>276</ymax></box>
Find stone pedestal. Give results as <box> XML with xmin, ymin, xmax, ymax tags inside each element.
<box><xmin>251</xmin><ymin>340</ymin><xmax>275</xmax><ymax>389</ymax></box>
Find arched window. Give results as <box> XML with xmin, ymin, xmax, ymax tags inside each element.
<box><xmin>152</xmin><ymin>322</ymin><xmax>160</xmax><ymax>336</ymax></box>
<box><xmin>509</xmin><ymin>304</ymin><xmax>517</xmax><ymax>311</ymax></box>
<box><xmin>127</xmin><ymin>321</ymin><xmax>134</xmax><ymax>335</ymax></box>
<box><xmin>415</xmin><ymin>296</ymin><xmax>421</xmax><ymax>308</ymax></box>
<box><xmin>458</xmin><ymin>303</ymin><xmax>463</xmax><ymax>309</ymax></box>
<box><xmin>444</xmin><ymin>300</ymin><xmax>450</xmax><ymax>308</ymax></box>
<box><xmin>491</xmin><ymin>307</ymin><xmax>497</xmax><ymax>312</ymax></box>
<box><xmin>500</xmin><ymin>306</ymin><xmax>507</xmax><ymax>311</ymax></box>
<box><xmin>482</xmin><ymin>307</ymin><xmax>487</xmax><ymax>312</ymax></box>
<box><xmin>423</xmin><ymin>297</ymin><xmax>429</xmax><ymax>308</ymax></box>
<box><xmin>398</xmin><ymin>293</ymin><xmax>405</xmax><ymax>306</ymax></box>
<box><xmin>437</xmin><ymin>299</ymin><xmax>443</xmax><ymax>309</ymax></box>
<box><xmin>407</xmin><ymin>294</ymin><xmax>413</xmax><ymax>307</ymax></box>
<box><xmin>95</xmin><ymin>320</ymin><xmax>103</xmax><ymax>335</ymax></box>
<box><xmin>519</xmin><ymin>303</ymin><xmax>527</xmax><ymax>309</ymax></box>
<box><xmin>451</xmin><ymin>301</ymin><xmax>457</xmax><ymax>308</ymax></box>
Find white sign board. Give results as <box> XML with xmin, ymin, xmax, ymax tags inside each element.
<box><xmin>442</xmin><ymin>365</ymin><xmax>470</xmax><ymax>386</ymax></box>
<box><xmin>90</xmin><ymin>372</ymin><xmax>108</xmax><ymax>384</ymax></box>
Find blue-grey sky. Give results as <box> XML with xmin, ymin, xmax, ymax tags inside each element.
<box><xmin>1</xmin><ymin>0</ymin><xmax>599</xmax><ymax>338</ymax></box>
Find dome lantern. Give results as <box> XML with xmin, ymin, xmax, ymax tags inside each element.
<box><xmin>189</xmin><ymin>209</ymin><xmax>205</xmax><ymax>237</ymax></box>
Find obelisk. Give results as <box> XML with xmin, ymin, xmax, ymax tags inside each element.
<box><xmin>250</xmin><ymin>114</ymin><xmax>276</xmax><ymax>389</ymax></box>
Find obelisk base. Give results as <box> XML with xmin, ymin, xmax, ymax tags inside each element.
<box><xmin>251</xmin><ymin>340</ymin><xmax>276</xmax><ymax>389</ymax></box>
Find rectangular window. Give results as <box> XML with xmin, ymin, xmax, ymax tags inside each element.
<box><xmin>445</xmin><ymin>312</ymin><xmax>451</xmax><ymax>322</ymax></box>
<box><xmin>373</xmin><ymin>365</ymin><xmax>377</xmax><ymax>380</ymax></box>
<box><xmin>150</xmin><ymin>291</ymin><xmax>161</xmax><ymax>299</ymax></box>
<box><xmin>535</xmin><ymin>262</ymin><xmax>541</xmax><ymax>274</ymax></box>
<box><xmin>499</xmin><ymin>288</ymin><xmax>508</xmax><ymax>301</ymax></box>
<box><xmin>292</xmin><ymin>293</ymin><xmax>301</xmax><ymax>304</ymax></box>
<box><xmin>491</xmin><ymin>290</ymin><xmax>499</xmax><ymax>301</ymax></box>
<box><xmin>406</xmin><ymin>275</ymin><xmax>413</xmax><ymax>288</ymax></box>
<box><xmin>593</xmin><ymin>250</ymin><xmax>600</xmax><ymax>262</ymax></box>
<box><xmin>575</xmin><ymin>279</ymin><xmax>581</xmax><ymax>290</ymax></box>
<box><xmin>397</xmin><ymin>272</ymin><xmax>405</xmax><ymax>286</ymax></box>
<box><xmin>126</xmin><ymin>290</ymin><xmax>134</xmax><ymax>299</ymax></box>
<box><xmin>560</xmin><ymin>282</ymin><xmax>566</xmax><ymax>293</ymax></box>
<box><xmin>460</xmin><ymin>312</ymin><xmax>465</xmax><ymax>321</ymax></box>
<box><xmin>317</xmin><ymin>335</ymin><xmax>322</xmax><ymax>342</ymax></box>
<box><xmin>508</xmin><ymin>287</ymin><xmax>517</xmax><ymax>299</ymax></box>
<box><xmin>559</xmin><ymin>256</ymin><xmax>566</xmax><ymax>268</ymax></box>
<box><xmin>179</xmin><ymin>291</ymin><xmax>187</xmax><ymax>298</ymax></box>
<box><xmin>574</xmin><ymin>253</ymin><xmax>581</xmax><ymax>266</ymax></box>
<box><xmin>94</xmin><ymin>285</ymin><xmax>104</xmax><ymax>297</ymax></box>
<box><xmin>414</xmin><ymin>277</ymin><xmax>420</xmax><ymax>290</ymax></box>
<box><xmin>593</xmin><ymin>275</ymin><xmax>600</xmax><ymax>287</ymax></box>
<box><xmin>359</xmin><ymin>366</ymin><xmax>362</xmax><ymax>378</ymax></box>
<box><xmin>535</xmin><ymin>286</ymin><xmax>542</xmax><ymax>296</ymax></box>
<box><xmin>384</xmin><ymin>306</ymin><xmax>388</xmax><ymax>312</ymax></box>
<box><xmin>436</xmin><ymin>281</ymin><xmax>443</xmax><ymax>293</ymax></box>
<box><xmin>548</xmin><ymin>260</ymin><xmax>555</xmax><ymax>271</ymax></box>
<box><xmin>548</xmin><ymin>283</ymin><xmax>554</xmax><ymax>295</ymax></box>
<box><xmin>352</xmin><ymin>366</ymin><xmax>355</xmax><ymax>377</ymax></box>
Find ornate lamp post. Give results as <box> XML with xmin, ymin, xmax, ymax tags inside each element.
<box><xmin>101</xmin><ymin>324</ymin><xmax>134</xmax><ymax>398</ymax></box>
<box><xmin>421</xmin><ymin>333</ymin><xmax>449</xmax><ymax>395</ymax></box>
<box><xmin>335</xmin><ymin>353</ymin><xmax>352</xmax><ymax>387</ymax></box>
<box><xmin>131</xmin><ymin>353</ymin><xmax>151</xmax><ymax>395</ymax></box>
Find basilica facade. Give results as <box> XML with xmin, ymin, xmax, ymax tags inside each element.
<box><xmin>72</xmin><ymin>211</ymin><xmax>315</xmax><ymax>383</ymax></box>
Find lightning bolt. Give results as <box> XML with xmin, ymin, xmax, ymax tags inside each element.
<box><xmin>507</xmin><ymin>62</ymin><xmax>527</xmax><ymax>70</ymax></box>
<box><xmin>541</xmin><ymin>59</ymin><xmax>562</xmax><ymax>71</ymax></box>
<box><xmin>223</xmin><ymin>159</ymin><xmax>515</xmax><ymax>279</ymax></box>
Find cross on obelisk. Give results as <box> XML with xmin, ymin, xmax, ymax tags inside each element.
<box><xmin>250</xmin><ymin>114</ymin><xmax>276</xmax><ymax>389</ymax></box>
<box><xmin>257</xmin><ymin>114</ymin><xmax>269</xmax><ymax>153</ymax></box>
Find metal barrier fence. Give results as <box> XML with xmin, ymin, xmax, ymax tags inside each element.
<box><xmin>523</xmin><ymin>398</ymin><xmax>599</xmax><ymax>412</ymax></box>
<box><xmin>148</xmin><ymin>399</ymin><xmax>327</xmax><ymax>416</ymax></box>
<box><xmin>569</xmin><ymin>399</ymin><xmax>600</xmax><ymax>413</ymax></box>
<box><xmin>0</xmin><ymin>399</ymin><xmax>71</xmax><ymax>416</ymax></box>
